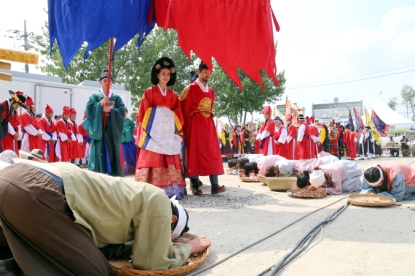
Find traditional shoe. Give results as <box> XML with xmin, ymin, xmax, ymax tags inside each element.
<box><xmin>212</xmin><ymin>185</ymin><xmax>226</xmax><ymax>194</ymax></box>
<box><xmin>358</xmin><ymin>157</ymin><xmax>364</xmax><ymax>160</ymax></box>
<box><xmin>192</xmin><ymin>189</ymin><xmax>203</xmax><ymax>195</ymax></box>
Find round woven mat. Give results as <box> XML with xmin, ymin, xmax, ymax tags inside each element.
<box><xmin>348</xmin><ymin>194</ymin><xmax>396</xmax><ymax>207</ymax></box>
<box><xmin>110</xmin><ymin>233</ymin><xmax>210</xmax><ymax>276</ymax></box>
<box><xmin>256</xmin><ymin>174</ymin><xmax>267</xmax><ymax>184</ymax></box>
<box><xmin>267</xmin><ymin>177</ymin><xmax>297</xmax><ymax>191</ymax></box>
<box><xmin>240</xmin><ymin>176</ymin><xmax>260</xmax><ymax>182</ymax></box>
<box><xmin>287</xmin><ymin>187</ymin><xmax>327</xmax><ymax>198</ymax></box>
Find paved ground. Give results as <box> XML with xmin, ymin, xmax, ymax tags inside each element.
<box><xmin>161</xmin><ymin>157</ymin><xmax>415</xmax><ymax>276</ymax></box>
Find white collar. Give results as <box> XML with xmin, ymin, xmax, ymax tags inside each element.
<box><xmin>157</xmin><ymin>84</ymin><xmax>167</xmax><ymax>97</ymax></box>
<box><xmin>99</xmin><ymin>89</ymin><xmax>112</xmax><ymax>98</ymax></box>
<box><xmin>196</xmin><ymin>79</ymin><xmax>209</xmax><ymax>93</ymax></box>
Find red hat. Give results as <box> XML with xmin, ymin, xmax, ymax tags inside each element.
<box><xmin>15</xmin><ymin>91</ymin><xmax>24</xmax><ymax>96</ymax></box>
<box><xmin>83</xmin><ymin>111</ymin><xmax>86</xmax><ymax>120</ymax></box>
<box><xmin>62</xmin><ymin>106</ymin><xmax>71</xmax><ymax>115</ymax></box>
<box><xmin>25</xmin><ymin>96</ymin><xmax>35</xmax><ymax>106</ymax></box>
<box><xmin>306</xmin><ymin>116</ymin><xmax>310</xmax><ymax>124</ymax></box>
<box><xmin>45</xmin><ymin>104</ymin><xmax>54</xmax><ymax>114</ymax></box>
<box><xmin>310</xmin><ymin>116</ymin><xmax>315</xmax><ymax>123</ymax></box>
<box><xmin>70</xmin><ymin>108</ymin><xmax>76</xmax><ymax>115</ymax></box>
<box><xmin>263</xmin><ymin>106</ymin><xmax>271</xmax><ymax>115</ymax></box>
<box><xmin>285</xmin><ymin>114</ymin><xmax>292</xmax><ymax>121</ymax></box>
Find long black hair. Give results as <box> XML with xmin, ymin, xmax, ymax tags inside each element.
<box><xmin>296</xmin><ymin>171</ymin><xmax>310</xmax><ymax>188</ymax></box>
<box><xmin>243</xmin><ymin>162</ymin><xmax>259</xmax><ymax>177</ymax></box>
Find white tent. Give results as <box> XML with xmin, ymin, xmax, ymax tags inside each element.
<box><xmin>362</xmin><ymin>96</ymin><xmax>413</xmax><ymax>125</ymax></box>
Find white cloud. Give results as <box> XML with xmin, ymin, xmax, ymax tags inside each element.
<box><xmin>382</xmin><ymin>6</ymin><xmax>415</xmax><ymax>37</ymax></box>
<box><xmin>392</xmin><ymin>31</ymin><xmax>415</xmax><ymax>50</ymax></box>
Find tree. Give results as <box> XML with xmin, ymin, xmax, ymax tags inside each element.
<box><xmin>211</xmin><ymin>65</ymin><xmax>286</xmax><ymax>126</ymax></box>
<box><xmin>33</xmin><ymin>19</ymin><xmax>286</xmax><ymax>122</ymax></box>
<box><xmin>401</xmin><ymin>85</ymin><xmax>415</xmax><ymax>120</ymax></box>
<box><xmin>33</xmin><ymin>22</ymin><xmax>196</xmax><ymax>115</ymax></box>
<box><xmin>388</xmin><ymin>96</ymin><xmax>398</xmax><ymax>111</ymax></box>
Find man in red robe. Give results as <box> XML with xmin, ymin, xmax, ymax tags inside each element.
<box><xmin>297</xmin><ymin>114</ymin><xmax>311</xmax><ymax>160</ymax></box>
<box><xmin>180</xmin><ymin>61</ymin><xmax>226</xmax><ymax>195</ymax></box>
<box><xmin>55</xmin><ymin>106</ymin><xmax>73</xmax><ymax>162</ymax></box>
<box><xmin>345</xmin><ymin>123</ymin><xmax>356</xmax><ymax>160</ymax></box>
<box><xmin>273</xmin><ymin>117</ymin><xmax>287</xmax><ymax>158</ymax></box>
<box><xmin>38</xmin><ymin>104</ymin><xmax>57</xmax><ymax>162</ymax></box>
<box><xmin>69</xmin><ymin>108</ymin><xmax>83</xmax><ymax>164</ymax></box>
<box><xmin>77</xmin><ymin>111</ymin><xmax>90</xmax><ymax>167</ymax></box>
<box><xmin>285</xmin><ymin>114</ymin><xmax>297</xmax><ymax>160</ymax></box>
<box><xmin>256</xmin><ymin>106</ymin><xmax>275</xmax><ymax>156</ymax></box>
<box><xmin>20</xmin><ymin>96</ymin><xmax>42</xmax><ymax>152</ymax></box>
<box><xmin>309</xmin><ymin>116</ymin><xmax>319</xmax><ymax>158</ymax></box>
<box><xmin>0</xmin><ymin>91</ymin><xmax>26</xmax><ymax>154</ymax></box>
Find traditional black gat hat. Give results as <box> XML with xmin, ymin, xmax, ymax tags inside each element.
<box><xmin>298</xmin><ymin>114</ymin><xmax>305</xmax><ymax>120</ymax></box>
<box><xmin>99</xmin><ymin>69</ymin><xmax>113</xmax><ymax>81</ymax></box>
<box><xmin>9</xmin><ymin>90</ymin><xmax>27</xmax><ymax>109</ymax></box>
<box><xmin>199</xmin><ymin>61</ymin><xmax>209</xmax><ymax>71</ymax></box>
<box><xmin>151</xmin><ymin>57</ymin><xmax>177</xmax><ymax>86</ymax></box>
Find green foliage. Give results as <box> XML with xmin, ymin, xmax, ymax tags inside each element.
<box><xmin>388</xmin><ymin>96</ymin><xmax>398</xmax><ymax>111</ymax></box>
<box><xmin>33</xmin><ymin>21</ymin><xmax>286</xmax><ymax>122</ymax></box>
<box><xmin>211</xmin><ymin>65</ymin><xmax>286</xmax><ymax>126</ymax></box>
<box><xmin>33</xmin><ymin>23</ymin><xmax>195</xmax><ymax>110</ymax></box>
<box><xmin>401</xmin><ymin>85</ymin><xmax>415</xmax><ymax>120</ymax></box>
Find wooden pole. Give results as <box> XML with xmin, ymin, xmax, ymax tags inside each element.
<box><xmin>103</xmin><ymin>38</ymin><xmax>114</xmax><ymax>127</ymax></box>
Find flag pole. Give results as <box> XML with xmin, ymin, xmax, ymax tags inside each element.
<box><xmin>104</xmin><ymin>37</ymin><xmax>114</xmax><ymax>127</ymax></box>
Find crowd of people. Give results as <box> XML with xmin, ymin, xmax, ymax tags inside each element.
<box><xmin>221</xmin><ymin>107</ymin><xmax>411</xmax><ymax>161</ymax></box>
<box><xmin>0</xmin><ymin>58</ymin><xmax>224</xmax><ymax>274</ymax></box>
<box><xmin>0</xmin><ymin>59</ymin><xmax>226</xmax><ymax>200</ymax></box>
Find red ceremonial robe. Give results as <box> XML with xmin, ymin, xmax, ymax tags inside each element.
<box><xmin>273</xmin><ymin>126</ymin><xmax>287</xmax><ymax>158</ymax></box>
<box><xmin>135</xmin><ymin>86</ymin><xmax>186</xmax><ymax>199</ymax></box>
<box><xmin>55</xmin><ymin>119</ymin><xmax>73</xmax><ymax>162</ymax></box>
<box><xmin>347</xmin><ymin>130</ymin><xmax>357</xmax><ymax>159</ymax></box>
<box><xmin>254</xmin><ymin>139</ymin><xmax>261</xmax><ymax>154</ymax></box>
<box><xmin>180</xmin><ymin>82</ymin><xmax>224</xmax><ymax>176</ymax></box>
<box><xmin>1</xmin><ymin>110</ymin><xmax>20</xmax><ymax>155</ymax></box>
<box><xmin>286</xmin><ymin>124</ymin><xmax>297</xmax><ymax>160</ymax></box>
<box><xmin>258</xmin><ymin>119</ymin><xmax>275</xmax><ymax>156</ymax></box>
<box><xmin>38</xmin><ymin>117</ymin><xmax>57</xmax><ymax>162</ymax></box>
<box><xmin>309</xmin><ymin>125</ymin><xmax>319</xmax><ymax>158</ymax></box>
<box><xmin>20</xmin><ymin>111</ymin><xmax>41</xmax><ymax>152</ymax></box>
<box><xmin>77</xmin><ymin>123</ymin><xmax>89</xmax><ymax>159</ymax></box>
<box><xmin>297</xmin><ymin>123</ymin><xmax>311</xmax><ymax>160</ymax></box>
<box><xmin>69</xmin><ymin>121</ymin><xmax>83</xmax><ymax>159</ymax></box>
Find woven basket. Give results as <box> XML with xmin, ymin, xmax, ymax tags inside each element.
<box><xmin>110</xmin><ymin>233</ymin><xmax>210</xmax><ymax>276</ymax></box>
<box><xmin>256</xmin><ymin>174</ymin><xmax>267</xmax><ymax>184</ymax></box>
<box><xmin>348</xmin><ymin>194</ymin><xmax>396</xmax><ymax>207</ymax></box>
<box><xmin>266</xmin><ymin>177</ymin><xmax>297</xmax><ymax>191</ymax></box>
<box><xmin>287</xmin><ymin>188</ymin><xmax>327</xmax><ymax>198</ymax></box>
<box><xmin>240</xmin><ymin>176</ymin><xmax>260</xmax><ymax>182</ymax></box>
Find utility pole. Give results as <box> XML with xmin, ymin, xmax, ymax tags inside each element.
<box><xmin>23</xmin><ymin>20</ymin><xmax>29</xmax><ymax>73</ymax></box>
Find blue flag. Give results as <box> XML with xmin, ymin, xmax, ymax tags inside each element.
<box><xmin>371</xmin><ymin>109</ymin><xmax>389</xmax><ymax>137</ymax></box>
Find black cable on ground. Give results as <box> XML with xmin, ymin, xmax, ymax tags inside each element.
<box><xmin>257</xmin><ymin>201</ymin><xmax>350</xmax><ymax>276</ymax></box>
<box><xmin>188</xmin><ymin>196</ymin><xmax>348</xmax><ymax>276</ymax></box>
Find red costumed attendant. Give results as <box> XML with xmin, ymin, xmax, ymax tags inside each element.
<box><xmin>38</xmin><ymin>104</ymin><xmax>57</xmax><ymax>162</ymax></box>
<box><xmin>296</xmin><ymin>114</ymin><xmax>311</xmax><ymax>160</ymax></box>
<box><xmin>20</xmin><ymin>96</ymin><xmax>42</xmax><ymax>152</ymax></box>
<box><xmin>0</xmin><ymin>91</ymin><xmax>26</xmax><ymax>154</ymax></box>
<box><xmin>69</xmin><ymin>108</ymin><xmax>83</xmax><ymax>164</ymax></box>
<box><xmin>135</xmin><ymin>57</ymin><xmax>186</xmax><ymax>199</ymax></box>
<box><xmin>180</xmin><ymin>61</ymin><xmax>226</xmax><ymax>196</ymax></box>
<box><xmin>256</xmin><ymin>106</ymin><xmax>275</xmax><ymax>156</ymax></box>
<box><xmin>273</xmin><ymin>117</ymin><xmax>287</xmax><ymax>158</ymax></box>
<box><xmin>55</xmin><ymin>106</ymin><xmax>73</xmax><ymax>162</ymax></box>
<box><xmin>285</xmin><ymin>114</ymin><xmax>297</xmax><ymax>160</ymax></box>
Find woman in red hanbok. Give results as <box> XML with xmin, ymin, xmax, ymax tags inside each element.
<box><xmin>135</xmin><ymin>57</ymin><xmax>186</xmax><ymax>199</ymax></box>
